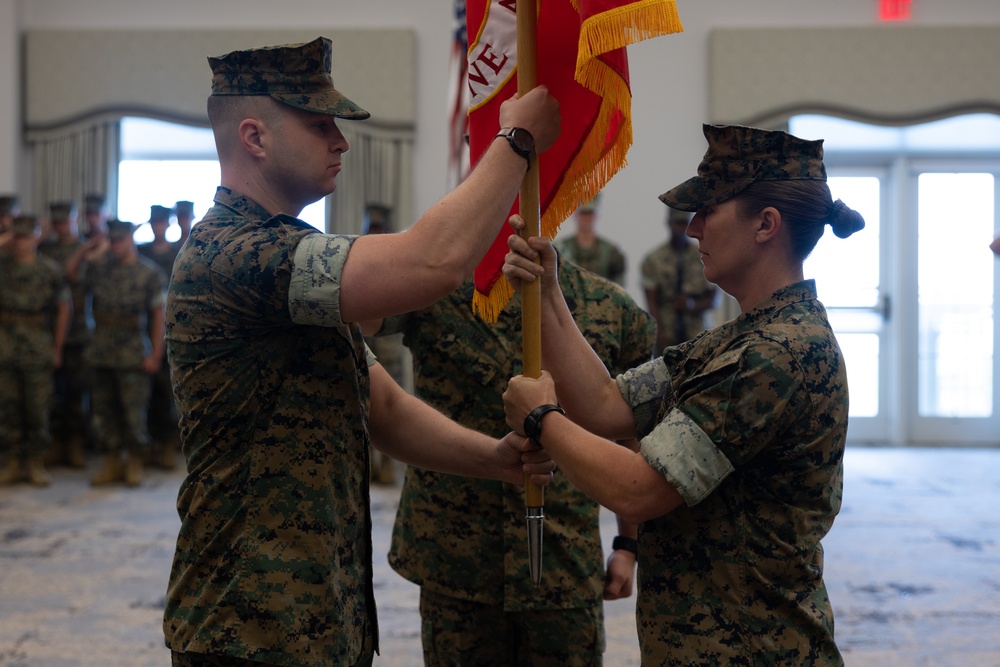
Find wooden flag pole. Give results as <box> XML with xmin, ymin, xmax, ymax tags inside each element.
<box><xmin>516</xmin><ymin>0</ymin><xmax>545</xmax><ymax>585</ymax></box>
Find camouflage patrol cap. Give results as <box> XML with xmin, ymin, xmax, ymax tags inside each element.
<box><xmin>174</xmin><ymin>200</ymin><xmax>195</xmax><ymax>217</ymax></box>
<box><xmin>0</xmin><ymin>195</ymin><xmax>17</xmax><ymax>216</ymax></box>
<box><xmin>667</xmin><ymin>207</ymin><xmax>691</xmax><ymax>225</ymax></box>
<box><xmin>50</xmin><ymin>201</ymin><xmax>77</xmax><ymax>222</ymax></box>
<box><xmin>106</xmin><ymin>219</ymin><xmax>138</xmax><ymax>241</ymax></box>
<box><xmin>659</xmin><ymin>124</ymin><xmax>827</xmax><ymax>212</ymax></box>
<box><xmin>577</xmin><ymin>192</ymin><xmax>602</xmax><ymax>214</ymax></box>
<box><xmin>363</xmin><ymin>204</ymin><xmax>392</xmax><ymax>234</ymax></box>
<box><xmin>84</xmin><ymin>193</ymin><xmax>106</xmax><ymax>215</ymax></box>
<box><xmin>11</xmin><ymin>215</ymin><xmax>38</xmax><ymax>237</ymax></box>
<box><xmin>208</xmin><ymin>36</ymin><xmax>370</xmax><ymax>120</ymax></box>
<box><xmin>149</xmin><ymin>205</ymin><xmax>172</xmax><ymax>224</ymax></box>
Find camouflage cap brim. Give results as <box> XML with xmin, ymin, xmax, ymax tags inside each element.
<box><xmin>658</xmin><ymin>124</ymin><xmax>827</xmax><ymax>212</ymax></box>
<box><xmin>271</xmin><ymin>90</ymin><xmax>370</xmax><ymax>120</ymax></box>
<box><xmin>11</xmin><ymin>215</ymin><xmax>38</xmax><ymax>237</ymax></box>
<box><xmin>659</xmin><ymin>177</ymin><xmax>755</xmax><ymax>212</ymax></box>
<box><xmin>209</xmin><ymin>36</ymin><xmax>370</xmax><ymax>121</ymax></box>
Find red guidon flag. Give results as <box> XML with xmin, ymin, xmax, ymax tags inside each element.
<box><xmin>466</xmin><ymin>0</ymin><xmax>683</xmax><ymax>321</ymax></box>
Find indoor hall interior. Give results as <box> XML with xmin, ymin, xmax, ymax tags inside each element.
<box><xmin>1</xmin><ymin>446</ymin><xmax>998</xmax><ymax>667</ymax></box>
<box><xmin>1</xmin><ymin>1</ymin><xmax>1000</xmax><ymax>666</ymax></box>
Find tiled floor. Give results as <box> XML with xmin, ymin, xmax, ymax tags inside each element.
<box><xmin>1</xmin><ymin>446</ymin><xmax>998</xmax><ymax>666</ymax></box>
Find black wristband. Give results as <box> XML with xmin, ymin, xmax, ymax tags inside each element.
<box><xmin>612</xmin><ymin>535</ymin><xmax>639</xmax><ymax>557</ymax></box>
<box><xmin>523</xmin><ymin>403</ymin><xmax>565</xmax><ymax>442</ymax></box>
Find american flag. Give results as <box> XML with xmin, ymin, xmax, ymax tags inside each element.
<box><xmin>447</xmin><ymin>0</ymin><xmax>471</xmax><ymax>188</ymax></box>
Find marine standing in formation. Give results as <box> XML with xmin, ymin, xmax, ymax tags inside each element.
<box><xmin>68</xmin><ymin>218</ymin><xmax>165</xmax><ymax>487</ymax></box>
<box><xmin>39</xmin><ymin>200</ymin><xmax>92</xmax><ymax>468</ymax></box>
<box><xmin>640</xmin><ymin>207</ymin><xmax>717</xmax><ymax>350</ymax></box>
<box><xmin>0</xmin><ymin>215</ymin><xmax>71</xmax><ymax>486</ymax></box>
<box><xmin>137</xmin><ymin>204</ymin><xmax>181</xmax><ymax>469</ymax></box>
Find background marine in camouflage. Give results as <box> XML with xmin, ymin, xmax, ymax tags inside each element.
<box><xmin>39</xmin><ymin>201</ymin><xmax>93</xmax><ymax>468</ymax></box>
<box><xmin>368</xmin><ymin>258</ymin><xmax>654</xmax><ymax>666</ymax></box>
<box><xmin>555</xmin><ymin>192</ymin><xmax>627</xmax><ymax>286</ymax></box>
<box><xmin>68</xmin><ymin>218</ymin><xmax>165</xmax><ymax>488</ymax></box>
<box><xmin>640</xmin><ymin>207</ymin><xmax>716</xmax><ymax>350</ymax></box>
<box><xmin>0</xmin><ymin>215</ymin><xmax>71</xmax><ymax>487</ymax></box>
<box><xmin>137</xmin><ymin>204</ymin><xmax>181</xmax><ymax>470</ymax></box>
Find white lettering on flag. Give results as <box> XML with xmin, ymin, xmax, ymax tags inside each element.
<box><xmin>467</xmin><ymin>0</ymin><xmax>517</xmax><ymax>111</ymax></box>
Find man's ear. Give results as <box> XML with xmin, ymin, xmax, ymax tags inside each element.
<box><xmin>238</xmin><ymin>118</ymin><xmax>266</xmax><ymax>158</ymax></box>
<box><xmin>755</xmin><ymin>206</ymin><xmax>782</xmax><ymax>243</ymax></box>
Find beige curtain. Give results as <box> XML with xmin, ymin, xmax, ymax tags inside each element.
<box><xmin>23</xmin><ymin>29</ymin><xmax>416</xmax><ymax>233</ymax></box>
<box><xmin>28</xmin><ymin>120</ymin><xmax>120</xmax><ymax>220</ymax></box>
<box><xmin>328</xmin><ymin>122</ymin><xmax>415</xmax><ymax>236</ymax></box>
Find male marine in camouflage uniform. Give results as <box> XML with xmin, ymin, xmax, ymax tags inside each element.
<box><xmin>137</xmin><ymin>204</ymin><xmax>181</xmax><ymax>469</ymax></box>
<box><xmin>174</xmin><ymin>200</ymin><xmax>195</xmax><ymax>249</ymax></box>
<box><xmin>162</xmin><ymin>37</ymin><xmax>559</xmax><ymax>667</ymax></box>
<box><xmin>555</xmin><ymin>193</ymin><xmax>626</xmax><ymax>285</ymax></box>
<box><xmin>372</xmin><ymin>260</ymin><xmax>654</xmax><ymax>666</ymax></box>
<box><xmin>0</xmin><ymin>195</ymin><xmax>18</xmax><ymax>234</ymax></box>
<box><xmin>640</xmin><ymin>208</ymin><xmax>716</xmax><ymax>350</ymax></box>
<box><xmin>68</xmin><ymin>219</ymin><xmax>165</xmax><ymax>487</ymax></box>
<box><xmin>0</xmin><ymin>215</ymin><xmax>71</xmax><ymax>486</ymax></box>
<box><xmin>39</xmin><ymin>201</ymin><xmax>93</xmax><ymax>467</ymax></box>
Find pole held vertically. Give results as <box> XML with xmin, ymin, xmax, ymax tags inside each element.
<box><xmin>516</xmin><ymin>0</ymin><xmax>544</xmax><ymax>587</ymax></box>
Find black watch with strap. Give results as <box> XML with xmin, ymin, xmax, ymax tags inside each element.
<box><xmin>523</xmin><ymin>403</ymin><xmax>564</xmax><ymax>443</ymax></box>
<box><xmin>495</xmin><ymin>127</ymin><xmax>535</xmax><ymax>169</ymax></box>
<box><xmin>612</xmin><ymin>535</ymin><xmax>639</xmax><ymax>557</ymax></box>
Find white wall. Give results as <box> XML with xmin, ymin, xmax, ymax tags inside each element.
<box><xmin>9</xmin><ymin>0</ymin><xmax>1000</xmax><ymax>301</ymax></box>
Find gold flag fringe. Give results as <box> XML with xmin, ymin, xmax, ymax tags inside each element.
<box><xmin>473</xmin><ymin>0</ymin><xmax>684</xmax><ymax>322</ymax></box>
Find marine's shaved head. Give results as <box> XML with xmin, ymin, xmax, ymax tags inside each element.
<box><xmin>207</xmin><ymin>95</ymin><xmax>285</xmax><ymax>160</ymax></box>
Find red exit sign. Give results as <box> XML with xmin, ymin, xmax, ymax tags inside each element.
<box><xmin>880</xmin><ymin>0</ymin><xmax>912</xmax><ymax>21</ymax></box>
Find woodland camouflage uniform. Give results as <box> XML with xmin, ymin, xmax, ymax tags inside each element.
<box><xmin>86</xmin><ymin>220</ymin><xmax>165</xmax><ymax>483</ymax></box>
<box><xmin>0</xmin><ymin>216</ymin><xmax>70</xmax><ymax>485</ymax></box>
<box><xmin>380</xmin><ymin>263</ymin><xmax>654</xmax><ymax>665</ymax></box>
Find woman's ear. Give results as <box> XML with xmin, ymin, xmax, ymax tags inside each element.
<box><xmin>755</xmin><ymin>206</ymin><xmax>782</xmax><ymax>243</ymax></box>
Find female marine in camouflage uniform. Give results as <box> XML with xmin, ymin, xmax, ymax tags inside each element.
<box><xmin>503</xmin><ymin>124</ymin><xmax>865</xmax><ymax>666</ymax></box>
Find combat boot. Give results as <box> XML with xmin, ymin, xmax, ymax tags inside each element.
<box><xmin>158</xmin><ymin>440</ymin><xmax>178</xmax><ymax>471</ymax></box>
<box><xmin>0</xmin><ymin>458</ymin><xmax>24</xmax><ymax>485</ymax></box>
<box><xmin>66</xmin><ymin>436</ymin><xmax>87</xmax><ymax>469</ymax></box>
<box><xmin>124</xmin><ymin>453</ymin><xmax>143</xmax><ymax>487</ymax></box>
<box><xmin>27</xmin><ymin>458</ymin><xmax>51</xmax><ymax>487</ymax></box>
<box><xmin>44</xmin><ymin>440</ymin><xmax>65</xmax><ymax>466</ymax></box>
<box><xmin>378</xmin><ymin>454</ymin><xmax>396</xmax><ymax>485</ymax></box>
<box><xmin>90</xmin><ymin>453</ymin><xmax>123</xmax><ymax>486</ymax></box>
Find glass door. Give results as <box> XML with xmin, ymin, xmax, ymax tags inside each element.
<box><xmin>908</xmin><ymin>168</ymin><xmax>999</xmax><ymax>443</ymax></box>
<box><xmin>791</xmin><ymin>113</ymin><xmax>1000</xmax><ymax>446</ymax></box>
<box><xmin>804</xmin><ymin>171</ymin><xmax>889</xmax><ymax>442</ymax></box>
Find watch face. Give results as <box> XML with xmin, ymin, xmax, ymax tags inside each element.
<box><xmin>524</xmin><ymin>413</ymin><xmax>540</xmax><ymax>441</ymax></box>
<box><xmin>510</xmin><ymin>128</ymin><xmax>535</xmax><ymax>154</ymax></box>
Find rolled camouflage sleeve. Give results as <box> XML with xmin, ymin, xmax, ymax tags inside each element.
<box><xmin>615</xmin><ymin>357</ymin><xmax>672</xmax><ymax>437</ymax></box>
<box><xmin>288</xmin><ymin>232</ymin><xmax>357</xmax><ymax>327</ymax></box>
<box><xmin>616</xmin><ymin>356</ymin><xmax>736</xmax><ymax>507</ymax></box>
<box><xmin>640</xmin><ymin>411</ymin><xmax>735</xmax><ymax>507</ymax></box>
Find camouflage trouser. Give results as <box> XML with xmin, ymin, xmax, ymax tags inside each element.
<box><xmin>90</xmin><ymin>367</ymin><xmax>151</xmax><ymax>455</ymax></box>
<box><xmin>0</xmin><ymin>366</ymin><xmax>53</xmax><ymax>459</ymax></box>
<box><xmin>171</xmin><ymin>653</ymin><xmax>273</xmax><ymax>667</ymax></box>
<box><xmin>147</xmin><ymin>361</ymin><xmax>178</xmax><ymax>445</ymax></box>
<box><xmin>50</xmin><ymin>342</ymin><xmax>91</xmax><ymax>445</ymax></box>
<box><xmin>171</xmin><ymin>635</ymin><xmax>375</xmax><ymax>667</ymax></box>
<box><xmin>419</xmin><ymin>588</ymin><xmax>605</xmax><ymax>667</ymax></box>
